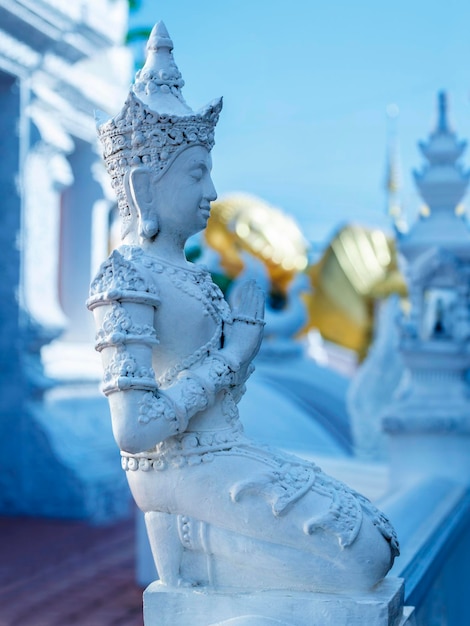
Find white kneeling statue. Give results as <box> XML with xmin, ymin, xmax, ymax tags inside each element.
<box><xmin>88</xmin><ymin>22</ymin><xmax>401</xmax><ymax>625</ymax></box>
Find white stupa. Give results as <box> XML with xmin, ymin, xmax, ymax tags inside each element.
<box><xmin>382</xmin><ymin>92</ymin><xmax>470</xmax><ymax>487</ymax></box>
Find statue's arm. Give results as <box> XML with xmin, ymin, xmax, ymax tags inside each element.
<box><xmin>88</xmin><ymin>293</ymin><xmax>169</xmax><ymax>451</ymax></box>
<box><xmin>88</xmin><ymin>254</ymin><xmax>263</xmax><ymax>453</ymax></box>
<box><xmin>86</xmin><ymin>252</ymin><xmax>204</xmax><ymax>452</ymax></box>
<box><xmin>111</xmin><ymin>352</ymin><xmax>242</xmax><ymax>455</ymax></box>
<box><xmin>87</xmin><ymin>251</ymin><xmax>187</xmax><ymax>453</ymax></box>
<box><xmin>88</xmin><ymin>293</ymin><xmax>238</xmax><ymax>456</ymax></box>
<box><xmin>89</xmin><ymin>295</ymin><xmax>243</xmax><ymax>454</ymax></box>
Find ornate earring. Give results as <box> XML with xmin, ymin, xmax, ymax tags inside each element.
<box><xmin>140</xmin><ymin>217</ymin><xmax>159</xmax><ymax>239</ymax></box>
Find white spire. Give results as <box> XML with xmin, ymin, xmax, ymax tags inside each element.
<box><xmin>436</xmin><ymin>90</ymin><xmax>450</xmax><ymax>134</ymax></box>
<box><xmin>400</xmin><ymin>91</ymin><xmax>470</xmax><ymax>261</ymax></box>
<box><xmin>413</xmin><ymin>91</ymin><xmax>469</xmax><ymax>213</ymax></box>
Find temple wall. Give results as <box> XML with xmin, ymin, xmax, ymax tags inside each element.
<box><xmin>0</xmin><ymin>69</ymin><xmax>24</xmax><ymax>510</ymax></box>
<box><xmin>0</xmin><ymin>0</ymin><xmax>132</xmax><ymax>521</ymax></box>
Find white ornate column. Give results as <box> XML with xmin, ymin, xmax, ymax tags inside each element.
<box><xmin>58</xmin><ymin>139</ymin><xmax>106</xmax><ymax>343</ymax></box>
<box><xmin>22</xmin><ymin>114</ymin><xmax>74</xmax><ymax>345</ymax></box>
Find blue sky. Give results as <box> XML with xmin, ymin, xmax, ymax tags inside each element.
<box><xmin>129</xmin><ymin>0</ymin><xmax>470</xmax><ymax>244</ymax></box>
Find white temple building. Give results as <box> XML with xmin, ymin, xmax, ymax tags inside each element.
<box><xmin>361</xmin><ymin>91</ymin><xmax>470</xmax><ymax>625</ymax></box>
<box><xmin>0</xmin><ymin>0</ymin><xmax>132</xmax><ymax>521</ymax></box>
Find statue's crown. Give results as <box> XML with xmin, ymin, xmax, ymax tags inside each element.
<box><xmin>96</xmin><ymin>22</ymin><xmax>222</xmax><ymax>228</ymax></box>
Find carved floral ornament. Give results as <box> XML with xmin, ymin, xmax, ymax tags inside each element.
<box><xmin>103</xmin><ymin>347</ymin><xmax>156</xmax><ymax>395</ymax></box>
<box><xmin>121</xmin><ymin>432</ymin><xmax>399</xmax><ymax>555</ymax></box>
<box><xmin>88</xmin><ymin>249</ymin><xmax>160</xmax><ymax>308</ymax></box>
<box><xmin>95</xmin><ymin>302</ymin><xmax>158</xmax><ymax>351</ymax></box>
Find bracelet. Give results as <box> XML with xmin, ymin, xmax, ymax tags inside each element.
<box><xmin>175</xmin><ymin>370</ymin><xmax>210</xmax><ymax>414</ymax></box>
<box><xmin>138</xmin><ymin>390</ymin><xmax>187</xmax><ymax>433</ymax></box>
<box><xmin>232</xmin><ymin>314</ymin><xmax>266</xmax><ymax>326</ymax></box>
<box><xmin>207</xmin><ymin>353</ymin><xmax>236</xmax><ymax>387</ymax></box>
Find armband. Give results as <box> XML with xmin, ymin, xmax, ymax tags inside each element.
<box><xmin>87</xmin><ymin>249</ymin><xmax>160</xmax><ymax>309</ymax></box>
<box><xmin>102</xmin><ymin>347</ymin><xmax>157</xmax><ymax>395</ymax></box>
<box><xmin>94</xmin><ymin>302</ymin><xmax>158</xmax><ymax>351</ymax></box>
<box><xmin>138</xmin><ymin>390</ymin><xmax>188</xmax><ymax>433</ymax></box>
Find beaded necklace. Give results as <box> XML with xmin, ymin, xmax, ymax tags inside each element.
<box><xmin>120</xmin><ymin>246</ymin><xmax>232</xmax><ymax>386</ymax></box>
<box><xmin>122</xmin><ymin>246</ymin><xmax>231</xmax><ymax>325</ymax></box>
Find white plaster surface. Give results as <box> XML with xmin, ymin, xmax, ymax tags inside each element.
<box><xmin>143</xmin><ymin>577</ymin><xmax>408</xmax><ymax>626</ymax></box>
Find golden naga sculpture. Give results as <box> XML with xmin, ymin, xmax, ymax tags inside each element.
<box><xmin>205</xmin><ymin>195</ymin><xmax>406</xmax><ymax>359</ymax></box>
<box><xmin>205</xmin><ymin>193</ymin><xmax>309</xmax><ymax>294</ymax></box>
<box><xmin>307</xmin><ymin>224</ymin><xmax>407</xmax><ymax>360</ymax></box>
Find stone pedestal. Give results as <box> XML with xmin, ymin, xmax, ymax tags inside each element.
<box><xmin>144</xmin><ymin>577</ymin><xmax>412</xmax><ymax>626</ymax></box>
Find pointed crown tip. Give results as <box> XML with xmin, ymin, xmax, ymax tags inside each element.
<box><xmin>148</xmin><ymin>21</ymin><xmax>173</xmax><ymax>50</ymax></box>
<box><xmin>155</xmin><ymin>21</ymin><xmax>169</xmax><ymax>36</ymax></box>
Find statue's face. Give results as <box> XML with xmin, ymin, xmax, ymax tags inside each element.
<box><xmin>155</xmin><ymin>145</ymin><xmax>217</xmax><ymax>240</ymax></box>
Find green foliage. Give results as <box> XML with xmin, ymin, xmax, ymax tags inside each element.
<box><xmin>107</xmin><ymin>0</ymin><xmax>151</xmax><ymax>66</ymax></box>
<box><xmin>126</xmin><ymin>27</ymin><xmax>153</xmax><ymax>69</ymax></box>
<box><xmin>126</xmin><ymin>27</ymin><xmax>153</xmax><ymax>44</ymax></box>
<box><xmin>109</xmin><ymin>0</ymin><xmax>141</xmax><ymax>10</ymax></box>
<box><xmin>185</xmin><ymin>245</ymin><xmax>233</xmax><ymax>295</ymax></box>
<box><xmin>210</xmin><ymin>273</ymin><xmax>233</xmax><ymax>296</ymax></box>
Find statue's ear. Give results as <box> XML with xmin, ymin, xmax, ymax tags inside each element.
<box><xmin>127</xmin><ymin>167</ymin><xmax>159</xmax><ymax>239</ymax></box>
